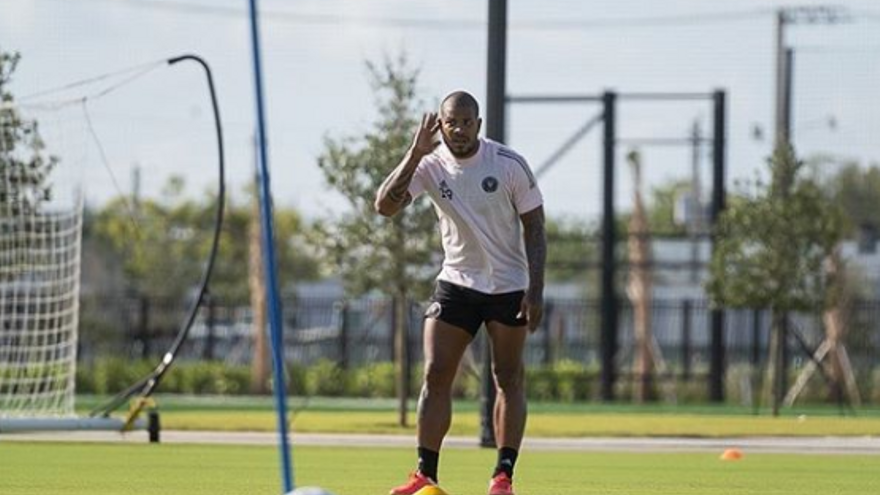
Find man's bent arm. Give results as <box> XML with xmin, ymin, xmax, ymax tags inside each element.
<box><xmin>374</xmin><ymin>147</ymin><xmax>425</xmax><ymax>217</ymax></box>
<box><xmin>521</xmin><ymin>205</ymin><xmax>547</xmax><ymax>329</ymax></box>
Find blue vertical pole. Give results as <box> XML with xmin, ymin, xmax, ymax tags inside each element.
<box><xmin>246</xmin><ymin>0</ymin><xmax>294</xmax><ymax>492</ymax></box>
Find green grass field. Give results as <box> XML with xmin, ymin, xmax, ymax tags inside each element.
<box><xmin>1</xmin><ymin>442</ymin><xmax>878</xmax><ymax>495</ymax></box>
<box><xmin>78</xmin><ymin>395</ymin><xmax>880</xmax><ymax>438</ymax></box>
<box><xmin>2</xmin><ymin>396</ymin><xmax>877</xmax><ymax>494</ymax></box>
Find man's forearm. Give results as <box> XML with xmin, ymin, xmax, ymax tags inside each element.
<box><xmin>375</xmin><ymin>147</ymin><xmax>425</xmax><ymax>216</ymax></box>
<box><xmin>521</xmin><ymin>207</ymin><xmax>547</xmax><ymax>295</ymax></box>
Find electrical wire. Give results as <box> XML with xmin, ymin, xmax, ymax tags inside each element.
<box><xmin>34</xmin><ymin>0</ymin><xmax>774</xmax><ymax>31</ymax></box>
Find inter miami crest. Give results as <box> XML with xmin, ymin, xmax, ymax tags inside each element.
<box><xmin>481</xmin><ymin>176</ymin><xmax>499</xmax><ymax>193</ymax></box>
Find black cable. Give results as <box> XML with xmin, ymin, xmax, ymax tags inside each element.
<box><xmin>91</xmin><ymin>54</ymin><xmax>225</xmax><ymax>417</ymax></box>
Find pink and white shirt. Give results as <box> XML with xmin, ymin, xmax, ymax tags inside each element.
<box><xmin>408</xmin><ymin>137</ymin><xmax>543</xmax><ymax>294</ymax></box>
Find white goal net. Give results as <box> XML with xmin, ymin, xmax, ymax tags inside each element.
<box><xmin>1</xmin><ymin>100</ymin><xmax>83</xmax><ymax>419</ymax></box>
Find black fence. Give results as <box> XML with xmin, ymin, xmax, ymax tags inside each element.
<box><xmin>78</xmin><ymin>294</ymin><xmax>880</xmax><ymax>392</ymax></box>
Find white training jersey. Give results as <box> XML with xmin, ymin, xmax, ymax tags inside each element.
<box><xmin>408</xmin><ymin>137</ymin><xmax>543</xmax><ymax>294</ymax></box>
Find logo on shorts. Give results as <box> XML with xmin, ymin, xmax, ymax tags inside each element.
<box><xmin>481</xmin><ymin>176</ymin><xmax>499</xmax><ymax>193</ymax></box>
<box><xmin>425</xmin><ymin>302</ymin><xmax>442</xmax><ymax>319</ymax></box>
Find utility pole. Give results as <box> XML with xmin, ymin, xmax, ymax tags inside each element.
<box><xmin>131</xmin><ymin>163</ymin><xmax>142</xmax><ymax>208</ymax></box>
<box><xmin>689</xmin><ymin>119</ymin><xmax>702</xmax><ymax>284</ymax></box>
<box><xmin>774</xmin><ymin>6</ymin><xmax>849</xmax><ymax>149</ymax></box>
<box><xmin>774</xmin><ymin>9</ymin><xmax>788</xmax><ymax>148</ymax></box>
<box><xmin>770</xmin><ymin>4</ymin><xmax>849</xmax><ymax>415</ymax></box>
<box><xmin>482</xmin><ymin>0</ymin><xmax>507</xmax><ymax>448</ymax></box>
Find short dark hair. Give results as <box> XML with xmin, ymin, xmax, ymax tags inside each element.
<box><xmin>441</xmin><ymin>91</ymin><xmax>480</xmax><ymax>117</ymax></box>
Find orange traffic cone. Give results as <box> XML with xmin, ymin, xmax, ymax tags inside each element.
<box><xmin>720</xmin><ymin>448</ymin><xmax>744</xmax><ymax>461</ymax></box>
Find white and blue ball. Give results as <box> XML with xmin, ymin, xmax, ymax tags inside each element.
<box><xmin>286</xmin><ymin>487</ymin><xmax>336</xmax><ymax>495</ymax></box>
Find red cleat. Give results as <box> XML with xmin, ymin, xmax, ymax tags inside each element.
<box><xmin>389</xmin><ymin>471</ymin><xmax>446</xmax><ymax>495</ymax></box>
<box><xmin>488</xmin><ymin>472</ymin><xmax>515</xmax><ymax>495</ymax></box>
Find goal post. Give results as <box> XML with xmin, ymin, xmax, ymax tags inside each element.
<box><xmin>0</xmin><ymin>88</ymin><xmax>146</xmax><ymax>434</ymax></box>
<box><xmin>0</xmin><ymin>53</ymin><xmax>222</xmax><ymax>438</ymax></box>
<box><xmin>0</xmin><ymin>92</ymin><xmax>90</xmax><ymax>429</ymax></box>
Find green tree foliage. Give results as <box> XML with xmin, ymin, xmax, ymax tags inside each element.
<box><xmin>707</xmin><ymin>145</ymin><xmax>845</xmax><ymax>415</ymax></box>
<box><xmin>211</xmin><ymin>186</ymin><xmax>318</xmax><ymax>303</ymax></box>
<box><xmin>310</xmin><ymin>55</ymin><xmax>439</xmax><ymax>301</ymax></box>
<box><xmin>1</xmin><ymin>50</ymin><xmax>60</xmax><ymax>280</ymax></box>
<box><xmin>707</xmin><ymin>145</ymin><xmax>844</xmax><ymax>312</ymax></box>
<box><xmin>545</xmin><ymin>217</ymin><xmax>595</xmax><ymax>283</ymax></box>
<box><xmin>90</xmin><ymin>178</ymin><xmax>317</xmax><ymax>304</ymax></box>
<box><xmin>821</xmin><ymin>159</ymin><xmax>880</xmax><ymax>237</ymax></box>
<box><xmin>92</xmin><ymin>177</ymin><xmax>208</xmax><ymax>301</ymax></box>
<box><xmin>0</xmin><ymin>50</ymin><xmax>57</xmax><ymax>216</ymax></box>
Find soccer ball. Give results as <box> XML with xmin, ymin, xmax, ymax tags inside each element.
<box><xmin>286</xmin><ymin>487</ymin><xmax>336</xmax><ymax>495</ymax></box>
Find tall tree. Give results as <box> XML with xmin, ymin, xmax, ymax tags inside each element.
<box><xmin>0</xmin><ymin>50</ymin><xmax>57</xmax><ymax>217</ymax></box>
<box><xmin>1</xmin><ymin>50</ymin><xmax>59</xmax><ymax>278</ymax></box>
<box><xmin>248</xmin><ymin>181</ymin><xmax>269</xmax><ymax>394</ymax></box>
<box><xmin>626</xmin><ymin>151</ymin><xmax>656</xmax><ymax>402</ymax></box>
<box><xmin>707</xmin><ymin>145</ymin><xmax>844</xmax><ymax>415</ymax></box>
<box><xmin>311</xmin><ymin>54</ymin><xmax>440</xmax><ymax>427</ymax></box>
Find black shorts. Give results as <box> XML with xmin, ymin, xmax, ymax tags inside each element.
<box><xmin>424</xmin><ymin>280</ymin><xmax>527</xmax><ymax>336</ymax></box>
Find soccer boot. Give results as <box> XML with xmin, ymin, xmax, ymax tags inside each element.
<box><xmin>389</xmin><ymin>471</ymin><xmax>447</xmax><ymax>495</ymax></box>
<box><xmin>488</xmin><ymin>472</ymin><xmax>514</xmax><ymax>495</ymax></box>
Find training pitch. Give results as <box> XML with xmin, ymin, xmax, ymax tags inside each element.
<box><xmin>0</xmin><ymin>442</ymin><xmax>878</xmax><ymax>495</ymax></box>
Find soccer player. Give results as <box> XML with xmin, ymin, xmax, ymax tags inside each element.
<box><xmin>375</xmin><ymin>91</ymin><xmax>546</xmax><ymax>495</ymax></box>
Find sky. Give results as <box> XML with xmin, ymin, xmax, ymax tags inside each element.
<box><xmin>2</xmin><ymin>0</ymin><xmax>879</xmax><ymax>222</ymax></box>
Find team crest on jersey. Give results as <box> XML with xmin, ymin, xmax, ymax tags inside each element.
<box><xmin>439</xmin><ymin>180</ymin><xmax>454</xmax><ymax>200</ymax></box>
<box><xmin>481</xmin><ymin>176</ymin><xmax>499</xmax><ymax>193</ymax></box>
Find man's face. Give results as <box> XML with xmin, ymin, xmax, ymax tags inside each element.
<box><xmin>439</xmin><ymin>102</ymin><xmax>482</xmax><ymax>158</ymax></box>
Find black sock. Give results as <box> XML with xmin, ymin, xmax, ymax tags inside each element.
<box><xmin>494</xmin><ymin>447</ymin><xmax>519</xmax><ymax>478</ymax></box>
<box><xmin>417</xmin><ymin>447</ymin><xmax>440</xmax><ymax>482</ymax></box>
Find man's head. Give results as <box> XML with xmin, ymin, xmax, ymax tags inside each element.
<box><xmin>439</xmin><ymin>91</ymin><xmax>482</xmax><ymax>158</ymax></box>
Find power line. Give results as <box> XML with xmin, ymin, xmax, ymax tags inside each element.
<box><xmin>36</xmin><ymin>0</ymin><xmax>772</xmax><ymax>31</ymax></box>
<box><xmin>796</xmin><ymin>44</ymin><xmax>880</xmax><ymax>53</ymax></box>
<box><xmin>852</xmin><ymin>9</ymin><xmax>880</xmax><ymax>22</ymax></box>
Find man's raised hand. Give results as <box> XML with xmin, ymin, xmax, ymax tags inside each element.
<box><xmin>412</xmin><ymin>112</ymin><xmax>441</xmax><ymax>156</ymax></box>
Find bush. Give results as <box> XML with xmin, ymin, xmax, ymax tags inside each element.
<box><xmin>552</xmin><ymin>360</ymin><xmax>591</xmax><ymax>401</ymax></box>
<box><xmin>77</xmin><ymin>358</ymin><xmax>249</xmax><ymax>396</ymax></box>
<box><xmin>304</xmin><ymin>359</ymin><xmax>349</xmax><ymax>397</ymax></box>
<box><xmin>526</xmin><ymin>367</ymin><xmax>558</xmax><ymax>401</ymax></box>
<box><xmin>674</xmin><ymin>378</ymin><xmax>709</xmax><ymax>403</ymax></box>
<box><xmin>285</xmin><ymin>363</ymin><xmax>309</xmax><ymax>396</ymax></box>
<box><xmin>77</xmin><ymin>358</ymin><xmax>155</xmax><ymax>395</ymax></box>
<box><xmin>165</xmin><ymin>361</ymin><xmax>249</xmax><ymax>395</ymax></box>
<box><xmin>351</xmin><ymin>362</ymin><xmax>396</xmax><ymax>398</ymax></box>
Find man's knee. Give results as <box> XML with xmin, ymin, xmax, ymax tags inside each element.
<box><xmin>423</xmin><ymin>360</ymin><xmax>458</xmax><ymax>391</ymax></box>
<box><xmin>492</xmin><ymin>364</ymin><xmax>524</xmax><ymax>393</ymax></box>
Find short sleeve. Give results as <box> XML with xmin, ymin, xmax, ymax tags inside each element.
<box><xmin>506</xmin><ymin>151</ymin><xmax>543</xmax><ymax>214</ymax></box>
<box><xmin>407</xmin><ymin>157</ymin><xmax>430</xmax><ymax>198</ymax></box>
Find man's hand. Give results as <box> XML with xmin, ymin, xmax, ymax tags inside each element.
<box><xmin>518</xmin><ymin>290</ymin><xmax>544</xmax><ymax>333</ymax></box>
<box><xmin>412</xmin><ymin>112</ymin><xmax>441</xmax><ymax>156</ymax></box>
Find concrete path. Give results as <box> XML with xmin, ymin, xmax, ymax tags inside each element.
<box><xmin>3</xmin><ymin>430</ymin><xmax>879</xmax><ymax>455</ymax></box>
